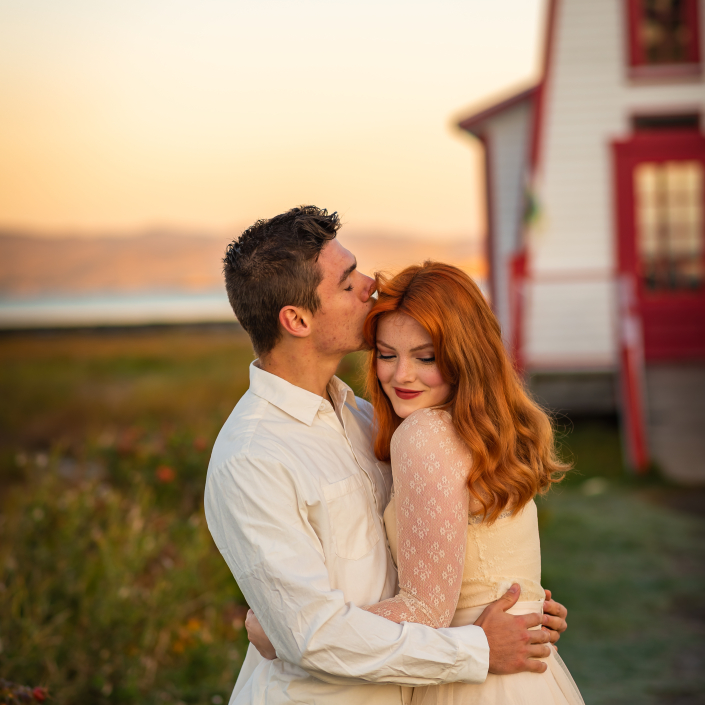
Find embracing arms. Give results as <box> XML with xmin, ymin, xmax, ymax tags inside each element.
<box><xmin>242</xmin><ymin>411</ymin><xmax>568</xmax><ymax>675</ymax></box>
<box><xmin>205</xmin><ymin>454</ymin><xmax>490</xmax><ymax>687</ymax></box>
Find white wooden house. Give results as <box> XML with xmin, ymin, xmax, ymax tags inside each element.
<box><xmin>459</xmin><ymin>0</ymin><xmax>705</xmax><ymax>483</ymax></box>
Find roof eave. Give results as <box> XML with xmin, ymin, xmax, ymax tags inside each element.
<box><xmin>457</xmin><ymin>86</ymin><xmax>538</xmax><ymax>135</ymax></box>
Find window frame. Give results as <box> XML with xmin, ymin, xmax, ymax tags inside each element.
<box><xmin>626</xmin><ymin>0</ymin><xmax>702</xmax><ymax>79</ymax></box>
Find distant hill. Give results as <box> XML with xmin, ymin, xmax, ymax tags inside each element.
<box><xmin>0</xmin><ymin>229</ymin><xmax>485</xmax><ymax>299</ymax></box>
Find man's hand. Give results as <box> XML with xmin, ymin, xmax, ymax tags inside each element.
<box><xmin>473</xmin><ymin>584</ymin><xmax>552</xmax><ymax>675</ymax></box>
<box><xmin>245</xmin><ymin>609</ymin><xmax>277</xmax><ymax>660</ymax></box>
<box><xmin>542</xmin><ymin>589</ymin><xmax>568</xmax><ymax>646</ymax></box>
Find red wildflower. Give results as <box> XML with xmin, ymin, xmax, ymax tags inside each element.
<box><xmin>193</xmin><ymin>436</ymin><xmax>208</xmax><ymax>452</ymax></box>
<box><xmin>156</xmin><ymin>465</ymin><xmax>176</xmax><ymax>483</ymax></box>
<box><xmin>33</xmin><ymin>687</ymin><xmax>48</xmax><ymax>702</ymax></box>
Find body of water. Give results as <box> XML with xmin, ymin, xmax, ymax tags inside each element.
<box><xmin>0</xmin><ymin>292</ymin><xmax>234</xmax><ymax>328</ymax></box>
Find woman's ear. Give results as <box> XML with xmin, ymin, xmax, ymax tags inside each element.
<box><xmin>278</xmin><ymin>305</ymin><xmax>312</xmax><ymax>339</ymax></box>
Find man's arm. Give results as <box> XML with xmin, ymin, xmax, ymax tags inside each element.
<box><xmin>205</xmin><ymin>454</ymin><xmax>489</xmax><ymax>687</ymax></box>
<box><xmin>247</xmin><ymin>584</ymin><xmax>554</xmax><ymax>675</ymax></box>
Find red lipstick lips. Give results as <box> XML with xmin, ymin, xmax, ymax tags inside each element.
<box><xmin>394</xmin><ymin>388</ymin><xmax>423</xmax><ymax>400</ymax></box>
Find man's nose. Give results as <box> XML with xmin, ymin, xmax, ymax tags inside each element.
<box><xmin>360</xmin><ymin>274</ymin><xmax>375</xmax><ymax>302</ymax></box>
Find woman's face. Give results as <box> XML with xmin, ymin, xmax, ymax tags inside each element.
<box><xmin>376</xmin><ymin>313</ymin><xmax>452</xmax><ymax>419</ymax></box>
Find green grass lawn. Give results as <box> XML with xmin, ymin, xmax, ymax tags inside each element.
<box><xmin>0</xmin><ymin>327</ymin><xmax>703</xmax><ymax>704</ymax></box>
<box><xmin>539</xmin><ymin>487</ymin><xmax>705</xmax><ymax>704</ymax></box>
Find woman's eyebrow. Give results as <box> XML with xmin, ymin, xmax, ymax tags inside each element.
<box><xmin>376</xmin><ymin>340</ymin><xmax>433</xmax><ymax>353</ymax></box>
<box><xmin>376</xmin><ymin>339</ymin><xmax>395</xmax><ymax>350</ymax></box>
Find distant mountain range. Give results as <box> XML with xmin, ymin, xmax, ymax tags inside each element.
<box><xmin>0</xmin><ymin>229</ymin><xmax>485</xmax><ymax>299</ymax></box>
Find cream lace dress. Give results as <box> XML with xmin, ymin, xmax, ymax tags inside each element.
<box><xmin>364</xmin><ymin>408</ymin><xmax>583</xmax><ymax>705</ymax></box>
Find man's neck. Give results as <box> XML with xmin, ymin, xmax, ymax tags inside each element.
<box><xmin>259</xmin><ymin>346</ymin><xmax>343</xmax><ymax>402</ymax></box>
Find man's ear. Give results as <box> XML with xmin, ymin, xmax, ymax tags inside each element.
<box><xmin>278</xmin><ymin>305</ymin><xmax>313</xmax><ymax>339</ymax></box>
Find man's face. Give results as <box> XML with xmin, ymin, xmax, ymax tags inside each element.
<box><xmin>311</xmin><ymin>239</ymin><xmax>375</xmax><ymax>357</ymax></box>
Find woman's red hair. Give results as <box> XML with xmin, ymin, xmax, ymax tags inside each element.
<box><xmin>363</xmin><ymin>262</ymin><xmax>568</xmax><ymax>522</ymax></box>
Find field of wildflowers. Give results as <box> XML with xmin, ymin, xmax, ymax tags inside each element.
<box><xmin>0</xmin><ymin>327</ymin><xmax>257</xmax><ymax>704</ymax></box>
<box><xmin>0</xmin><ymin>326</ymin><xmax>703</xmax><ymax>704</ymax></box>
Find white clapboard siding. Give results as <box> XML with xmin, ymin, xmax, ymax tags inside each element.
<box><xmin>524</xmin><ymin>278</ymin><xmax>616</xmax><ymax>369</ymax></box>
<box><xmin>524</xmin><ymin>0</ymin><xmax>705</xmax><ymax>370</ymax></box>
<box><xmin>484</xmin><ymin>101</ymin><xmax>532</xmax><ymax>342</ymax></box>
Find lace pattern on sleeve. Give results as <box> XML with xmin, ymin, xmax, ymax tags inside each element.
<box><xmin>364</xmin><ymin>408</ymin><xmax>471</xmax><ymax>628</ymax></box>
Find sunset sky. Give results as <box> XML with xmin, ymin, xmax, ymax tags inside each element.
<box><xmin>0</xmin><ymin>0</ymin><xmax>545</xmax><ymax>240</ymax></box>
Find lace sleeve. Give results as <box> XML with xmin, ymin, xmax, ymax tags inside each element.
<box><xmin>364</xmin><ymin>408</ymin><xmax>470</xmax><ymax>628</ymax></box>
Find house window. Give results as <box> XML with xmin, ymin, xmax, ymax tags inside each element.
<box><xmin>632</xmin><ymin>113</ymin><xmax>700</xmax><ymax>131</ymax></box>
<box><xmin>627</xmin><ymin>0</ymin><xmax>701</xmax><ymax>76</ymax></box>
<box><xmin>634</xmin><ymin>160</ymin><xmax>703</xmax><ymax>291</ymax></box>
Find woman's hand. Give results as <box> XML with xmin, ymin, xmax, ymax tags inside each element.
<box><xmin>542</xmin><ymin>589</ymin><xmax>568</xmax><ymax>646</ymax></box>
<box><xmin>245</xmin><ymin>609</ymin><xmax>277</xmax><ymax>660</ymax></box>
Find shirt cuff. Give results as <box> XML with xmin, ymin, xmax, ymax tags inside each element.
<box><xmin>437</xmin><ymin>624</ymin><xmax>490</xmax><ymax>684</ymax></box>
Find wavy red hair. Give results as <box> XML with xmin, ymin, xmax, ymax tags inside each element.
<box><xmin>363</xmin><ymin>261</ymin><xmax>568</xmax><ymax>522</ymax></box>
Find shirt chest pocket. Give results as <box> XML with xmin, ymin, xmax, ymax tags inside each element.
<box><xmin>322</xmin><ymin>473</ymin><xmax>380</xmax><ymax>561</ymax></box>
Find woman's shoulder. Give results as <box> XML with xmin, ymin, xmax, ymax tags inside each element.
<box><xmin>391</xmin><ymin>407</ymin><xmax>456</xmax><ymax>449</ymax></box>
<box><xmin>398</xmin><ymin>406</ymin><xmax>452</xmax><ymax>431</ymax></box>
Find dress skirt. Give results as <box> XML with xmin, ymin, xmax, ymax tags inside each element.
<box><xmin>411</xmin><ymin>601</ymin><xmax>584</xmax><ymax>705</ymax></box>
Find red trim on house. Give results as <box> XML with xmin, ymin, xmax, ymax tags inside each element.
<box><xmin>509</xmin><ymin>250</ymin><xmax>528</xmax><ymax>370</ymax></box>
<box><xmin>626</xmin><ymin>0</ymin><xmax>642</xmax><ymax>68</ymax></box>
<box><xmin>612</xmin><ymin>131</ymin><xmax>705</xmax><ymax>361</ymax></box>
<box><xmin>612</xmin><ymin>142</ymin><xmax>647</xmax><ymax>474</ymax></box>
<box><xmin>458</xmin><ymin>87</ymin><xmax>537</xmax><ymax>134</ymax></box>
<box><xmin>617</xmin><ymin>274</ymin><xmax>650</xmax><ymax>472</ymax></box>
<box><xmin>629</xmin><ymin>62</ymin><xmax>702</xmax><ymax>79</ymax></box>
<box><xmin>479</xmin><ymin>134</ymin><xmax>497</xmax><ymax>307</ymax></box>
<box><xmin>612</xmin><ymin>133</ymin><xmax>650</xmax><ymax>471</ymax></box>
<box><xmin>625</xmin><ymin>0</ymin><xmax>702</xmax><ymax>79</ymax></box>
<box><xmin>529</xmin><ymin>0</ymin><xmax>560</xmax><ymax>170</ymax></box>
<box><xmin>684</xmin><ymin>0</ymin><xmax>702</xmax><ymax>63</ymax></box>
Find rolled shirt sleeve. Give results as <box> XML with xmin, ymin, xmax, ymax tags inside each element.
<box><xmin>205</xmin><ymin>453</ymin><xmax>489</xmax><ymax>687</ymax></box>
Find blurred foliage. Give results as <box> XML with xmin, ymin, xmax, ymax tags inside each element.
<box><xmin>0</xmin><ymin>328</ymin><xmax>703</xmax><ymax>704</ymax></box>
<box><xmin>0</xmin><ymin>678</ymin><xmax>48</xmax><ymax>703</ymax></box>
<box><xmin>1</xmin><ymin>466</ymin><xmax>247</xmax><ymax>703</ymax></box>
<box><xmin>0</xmin><ymin>329</ymin><xmax>256</xmax><ymax>704</ymax></box>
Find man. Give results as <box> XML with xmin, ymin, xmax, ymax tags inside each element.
<box><xmin>204</xmin><ymin>206</ymin><xmax>567</xmax><ymax>705</ymax></box>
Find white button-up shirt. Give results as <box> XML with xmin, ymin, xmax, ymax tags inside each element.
<box><xmin>205</xmin><ymin>363</ymin><xmax>489</xmax><ymax>705</ymax></box>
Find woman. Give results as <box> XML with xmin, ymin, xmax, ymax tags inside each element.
<box><xmin>359</xmin><ymin>261</ymin><xmax>582</xmax><ymax>704</ymax></box>
<box><xmin>246</xmin><ymin>261</ymin><xmax>583</xmax><ymax>703</ymax></box>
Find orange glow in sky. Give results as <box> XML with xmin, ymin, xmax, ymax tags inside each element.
<box><xmin>0</xmin><ymin>0</ymin><xmax>545</xmax><ymax>239</ymax></box>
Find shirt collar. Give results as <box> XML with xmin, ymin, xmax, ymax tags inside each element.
<box><xmin>249</xmin><ymin>361</ymin><xmax>358</xmax><ymax>426</ymax></box>
<box><xmin>328</xmin><ymin>373</ymin><xmax>359</xmax><ymax>414</ymax></box>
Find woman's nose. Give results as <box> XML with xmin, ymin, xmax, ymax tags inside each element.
<box><xmin>394</xmin><ymin>357</ymin><xmax>415</xmax><ymax>384</ymax></box>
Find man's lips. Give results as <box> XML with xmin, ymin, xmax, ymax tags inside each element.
<box><xmin>394</xmin><ymin>388</ymin><xmax>423</xmax><ymax>400</ymax></box>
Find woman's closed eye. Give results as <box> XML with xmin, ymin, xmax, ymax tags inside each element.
<box><xmin>376</xmin><ymin>351</ymin><xmax>435</xmax><ymax>363</ymax></box>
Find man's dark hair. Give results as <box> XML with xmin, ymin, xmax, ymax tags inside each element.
<box><xmin>223</xmin><ymin>206</ymin><xmax>340</xmax><ymax>355</ymax></box>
